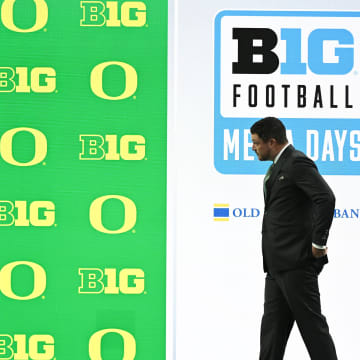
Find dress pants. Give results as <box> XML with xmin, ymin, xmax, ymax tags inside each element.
<box><xmin>259</xmin><ymin>261</ymin><xmax>337</xmax><ymax>360</ymax></box>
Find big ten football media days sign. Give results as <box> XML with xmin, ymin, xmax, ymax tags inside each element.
<box><xmin>215</xmin><ymin>11</ymin><xmax>360</xmax><ymax>175</ymax></box>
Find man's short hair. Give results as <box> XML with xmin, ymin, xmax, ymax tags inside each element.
<box><xmin>250</xmin><ymin>117</ymin><xmax>288</xmax><ymax>144</ymax></box>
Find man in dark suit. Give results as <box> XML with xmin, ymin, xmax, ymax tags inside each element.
<box><xmin>250</xmin><ymin>117</ymin><xmax>338</xmax><ymax>360</ymax></box>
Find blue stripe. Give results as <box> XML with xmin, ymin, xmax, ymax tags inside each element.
<box><xmin>214</xmin><ymin>208</ymin><xmax>229</xmax><ymax>217</ymax></box>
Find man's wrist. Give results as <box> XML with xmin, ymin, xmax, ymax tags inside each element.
<box><xmin>312</xmin><ymin>243</ymin><xmax>327</xmax><ymax>250</ymax></box>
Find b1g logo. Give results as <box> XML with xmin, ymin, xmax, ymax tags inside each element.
<box><xmin>0</xmin><ymin>67</ymin><xmax>56</xmax><ymax>93</ymax></box>
<box><xmin>80</xmin><ymin>1</ymin><xmax>146</xmax><ymax>27</ymax></box>
<box><xmin>0</xmin><ymin>334</ymin><xmax>55</xmax><ymax>360</ymax></box>
<box><xmin>78</xmin><ymin>268</ymin><xmax>145</xmax><ymax>294</ymax></box>
<box><xmin>1</xmin><ymin>0</ymin><xmax>48</xmax><ymax>33</ymax></box>
<box><xmin>90</xmin><ymin>195</ymin><xmax>136</xmax><ymax>234</ymax></box>
<box><xmin>0</xmin><ymin>335</ymin><xmax>54</xmax><ymax>360</ymax></box>
<box><xmin>89</xmin><ymin>329</ymin><xmax>136</xmax><ymax>360</ymax></box>
<box><xmin>80</xmin><ymin>134</ymin><xmax>145</xmax><ymax>160</ymax></box>
<box><xmin>91</xmin><ymin>61</ymin><xmax>137</xmax><ymax>100</ymax></box>
<box><xmin>0</xmin><ymin>128</ymin><xmax>47</xmax><ymax>166</ymax></box>
<box><xmin>233</xmin><ymin>28</ymin><xmax>354</xmax><ymax>75</ymax></box>
<box><xmin>0</xmin><ymin>261</ymin><xmax>46</xmax><ymax>300</ymax></box>
<box><xmin>0</xmin><ymin>201</ymin><xmax>55</xmax><ymax>227</ymax></box>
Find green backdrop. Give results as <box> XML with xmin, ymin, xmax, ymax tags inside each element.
<box><xmin>0</xmin><ymin>0</ymin><xmax>167</xmax><ymax>358</ymax></box>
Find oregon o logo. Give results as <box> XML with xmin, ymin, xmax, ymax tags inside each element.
<box><xmin>90</xmin><ymin>61</ymin><xmax>138</xmax><ymax>100</ymax></box>
<box><xmin>1</xmin><ymin>0</ymin><xmax>48</xmax><ymax>33</ymax></box>
<box><xmin>89</xmin><ymin>329</ymin><xmax>136</xmax><ymax>360</ymax></box>
<box><xmin>0</xmin><ymin>261</ymin><xmax>46</xmax><ymax>300</ymax></box>
<box><xmin>0</xmin><ymin>127</ymin><xmax>47</xmax><ymax>166</ymax></box>
<box><xmin>89</xmin><ymin>195</ymin><xmax>137</xmax><ymax>234</ymax></box>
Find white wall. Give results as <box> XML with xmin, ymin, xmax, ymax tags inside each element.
<box><xmin>168</xmin><ymin>1</ymin><xmax>360</xmax><ymax>359</ymax></box>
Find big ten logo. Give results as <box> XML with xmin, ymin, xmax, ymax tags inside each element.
<box><xmin>0</xmin><ymin>201</ymin><xmax>55</xmax><ymax>227</ymax></box>
<box><xmin>79</xmin><ymin>134</ymin><xmax>145</xmax><ymax>161</ymax></box>
<box><xmin>89</xmin><ymin>329</ymin><xmax>136</xmax><ymax>360</ymax></box>
<box><xmin>78</xmin><ymin>268</ymin><xmax>145</xmax><ymax>294</ymax></box>
<box><xmin>1</xmin><ymin>0</ymin><xmax>48</xmax><ymax>33</ymax></box>
<box><xmin>0</xmin><ymin>67</ymin><xmax>56</xmax><ymax>93</ymax></box>
<box><xmin>80</xmin><ymin>1</ymin><xmax>146</xmax><ymax>27</ymax></box>
<box><xmin>233</xmin><ymin>28</ymin><xmax>354</xmax><ymax>75</ymax></box>
<box><xmin>89</xmin><ymin>195</ymin><xmax>136</xmax><ymax>234</ymax></box>
<box><xmin>90</xmin><ymin>61</ymin><xmax>137</xmax><ymax>100</ymax></box>
<box><xmin>0</xmin><ymin>261</ymin><xmax>46</xmax><ymax>300</ymax></box>
<box><xmin>0</xmin><ymin>128</ymin><xmax>47</xmax><ymax>166</ymax></box>
<box><xmin>0</xmin><ymin>334</ymin><xmax>54</xmax><ymax>360</ymax></box>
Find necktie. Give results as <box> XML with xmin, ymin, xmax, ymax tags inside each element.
<box><xmin>263</xmin><ymin>163</ymin><xmax>275</xmax><ymax>199</ymax></box>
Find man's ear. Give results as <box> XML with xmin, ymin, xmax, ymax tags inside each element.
<box><xmin>268</xmin><ymin>138</ymin><xmax>276</xmax><ymax>147</ymax></box>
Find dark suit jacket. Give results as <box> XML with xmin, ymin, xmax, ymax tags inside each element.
<box><xmin>262</xmin><ymin>145</ymin><xmax>335</xmax><ymax>273</ymax></box>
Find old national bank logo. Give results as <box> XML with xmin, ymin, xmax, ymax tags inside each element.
<box><xmin>213</xmin><ymin>204</ymin><xmax>358</xmax><ymax>221</ymax></box>
<box><xmin>213</xmin><ymin>203</ymin><xmax>260</xmax><ymax>221</ymax></box>
<box><xmin>214</xmin><ymin>10</ymin><xmax>360</xmax><ymax>175</ymax></box>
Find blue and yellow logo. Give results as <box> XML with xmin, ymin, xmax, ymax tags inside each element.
<box><xmin>213</xmin><ymin>204</ymin><xmax>230</xmax><ymax>221</ymax></box>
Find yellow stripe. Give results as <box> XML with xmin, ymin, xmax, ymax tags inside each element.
<box><xmin>214</xmin><ymin>218</ymin><xmax>229</xmax><ymax>222</ymax></box>
<box><xmin>214</xmin><ymin>203</ymin><xmax>229</xmax><ymax>207</ymax></box>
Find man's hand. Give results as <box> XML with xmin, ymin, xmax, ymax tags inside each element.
<box><xmin>312</xmin><ymin>245</ymin><xmax>327</xmax><ymax>258</ymax></box>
